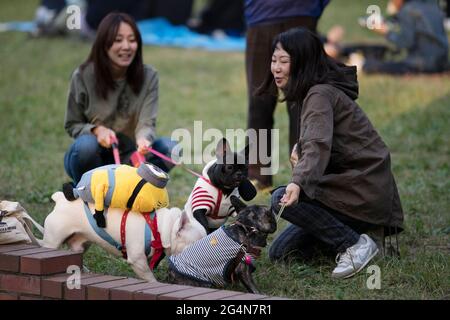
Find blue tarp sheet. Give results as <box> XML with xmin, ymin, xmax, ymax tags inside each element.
<box><xmin>0</xmin><ymin>18</ymin><xmax>246</xmax><ymax>52</ymax></box>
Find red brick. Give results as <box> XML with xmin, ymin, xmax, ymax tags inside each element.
<box><xmin>186</xmin><ymin>290</ymin><xmax>243</xmax><ymax>300</ymax></box>
<box><xmin>221</xmin><ymin>293</ymin><xmax>267</xmax><ymax>300</ymax></box>
<box><xmin>21</xmin><ymin>250</ymin><xmax>83</xmax><ymax>275</ymax></box>
<box><xmin>0</xmin><ymin>254</ymin><xmax>19</xmax><ymax>272</ymax></box>
<box><xmin>0</xmin><ymin>247</ymin><xmax>53</xmax><ymax>273</ymax></box>
<box><xmin>41</xmin><ymin>272</ymin><xmax>100</xmax><ymax>299</ymax></box>
<box><xmin>0</xmin><ymin>291</ymin><xmax>19</xmax><ymax>300</ymax></box>
<box><xmin>134</xmin><ymin>284</ymin><xmax>192</xmax><ymax>300</ymax></box>
<box><xmin>0</xmin><ymin>273</ymin><xmax>40</xmax><ymax>295</ymax></box>
<box><xmin>110</xmin><ymin>281</ymin><xmax>169</xmax><ymax>300</ymax></box>
<box><xmin>0</xmin><ymin>243</ymin><xmax>38</xmax><ymax>253</ymax></box>
<box><xmin>87</xmin><ymin>278</ymin><xmax>146</xmax><ymax>300</ymax></box>
<box><xmin>64</xmin><ymin>275</ymin><xmax>125</xmax><ymax>300</ymax></box>
<box><xmin>159</xmin><ymin>287</ymin><xmax>218</xmax><ymax>300</ymax></box>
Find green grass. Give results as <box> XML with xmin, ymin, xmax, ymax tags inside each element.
<box><xmin>0</xmin><ymin>0</ymin><xmax>449</xmax><ymax>299</ymax></box>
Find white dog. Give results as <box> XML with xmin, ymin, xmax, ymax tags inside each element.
<box><xmin>43</xmin><ymin>192</ymin><xmax>206</xmax><ymax>282</ymax></box>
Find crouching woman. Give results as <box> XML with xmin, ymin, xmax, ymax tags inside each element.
<box><xmin>258</xmin><ymin>27</ymin><xmax>404</xmax><ymax>279</ymax></box>
<box><xmin>64</xmin><ymin>12</ymin><xmax>177</xmax><ymax>185</ymax></box>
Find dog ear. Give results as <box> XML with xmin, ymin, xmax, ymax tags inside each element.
<box><xmin>177</xmin><ymin>210</ymin><xmax>190</xmax><ymax>235</ymax></box>
<box><xmin>216</xmin><ymin>138</ymin><xmax>231</xmax><ymax>164</ymax></box>
<box><xmin>230</xmin><ymin>195</ymin><xmax>247</xmax><ymax>213</ymax></box>
<box><xmin>239</xmin><ymin>143</ymin><xmax>251</xmax><ymax>162</ymax></box>
<box><xmin>238</xmin><ymin>179</ymin><xmax>257</xmax><ymax>201</ymax></box>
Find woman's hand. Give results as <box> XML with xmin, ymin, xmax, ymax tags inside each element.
<box><xmin>290</xmin><ymin>144</ymin><xmax>299</xmax><ymax>169</ymax></box>
<box><xmin>280</xmin><ymin>183</ymin><xmax>301</xmax><ymax>206</ymax></box>
<box><xmin>371</xmin><ymin>22</ymin><xmax>389</xmax><ymax>36</ymax></box>
<box><xmin>137</xmin><ymin>138</ymin><xmax>151</xmax><ymax>155</ymax></box>
<box><xmin>92</xmin><ymin>125</ymin><xmax>116</xmax><ymax>148</ymax></box>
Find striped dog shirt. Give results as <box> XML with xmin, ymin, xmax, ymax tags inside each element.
<box><xmin>168</xmin><ymin>227</ymin><xmax>245</xmax><ymax>286</ymax></box>
<box><xmin>184</xmin><ymin>160</ymin><xmax>240</xmax><ymax>229</ymax></box>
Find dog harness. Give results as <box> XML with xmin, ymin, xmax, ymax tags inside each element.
<box><xmin>83</xmin><ymin>202</ymin><xmax>164</xmax><ymax>269</ymax></box>
<box><xmin>168</xmin><ymin>227</ymin><xmax>247</xmax><ymax>286</ymax></box>
<box><xmin>184</xmin><ymin>160</ymin><xmax>239</xmax><ymax>228</ymax></box>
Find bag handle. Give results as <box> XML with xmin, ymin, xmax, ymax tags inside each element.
<box><xmin>17</xmin><ymin>216</ymin><xmax>42</xmax><ymax>246</ymax></box>
<box><xmin>0</xmin><ymin>201</ymin><xmax>44</xmax><ymax>246</ymax></box>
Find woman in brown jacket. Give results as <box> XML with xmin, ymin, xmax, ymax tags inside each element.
<box><xmin>258</xmin><ymin>27</ymin><xmax>404</xmax><ymax>279</ymax></box>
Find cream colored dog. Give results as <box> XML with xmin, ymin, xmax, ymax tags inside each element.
<box><xmin>42</xmin><ymin>192</ymin><xmax>206</xmax><ymax>282</ymax></box>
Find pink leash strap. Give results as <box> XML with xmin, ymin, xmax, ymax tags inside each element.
<box><xmin>146</xmin><ymin>147</ymin><xmax>206</xmax><ymax>181</ymax></box>
<box><xmin>111</xmin><ymin>136</ymin><xmax>121</xmax><ymax>165</ymax></box>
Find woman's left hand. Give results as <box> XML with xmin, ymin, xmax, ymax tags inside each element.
<box><xmin>372</xmin><ymin>22</ymin><xmax>389</xmax><ymax>36</ymax></box>
<box><xmin>137</xmin><ymin>138</ymin><xmax>151</xmax><ymax>155</ymax></box>
<box><xmin>280</xmin><ymin>183</ymin><xmax>301</xmax><ymax>206</ymax></box>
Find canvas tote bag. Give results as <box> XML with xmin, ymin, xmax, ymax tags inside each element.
<box><xmin>0</xmin><ymin>200</ymin><xmax>44</xmax><ymax>246</ymax></box>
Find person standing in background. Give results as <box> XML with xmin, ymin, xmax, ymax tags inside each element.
<box><xmin>244</xmin><ymin>0</ymin><xmax>330</xmax><ymax>192</ymax></box>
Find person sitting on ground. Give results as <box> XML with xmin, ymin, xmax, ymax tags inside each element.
<box><xmin>258</xmin><ymin>27</ymin><xmax>404</xmax><ymax>279</ymax></box>
<box><xmin>64</xmin><ymin>12</ymin><xmax>178</xmax><ymax>185</ymax></box>
<box><xmin>359</xmin><ymin>0</ymin><xmax>449</xmax><ymax>74</ymax></box>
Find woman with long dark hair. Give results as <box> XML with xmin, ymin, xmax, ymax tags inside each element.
<box><xmin>261</xmin><ymin>27</ymin><xmax>404</xmax><ymax>279</ymax></box>
<box><xmin>64</xmin><ymin>12</ymin><xmax>176</xmax><ymax>184</ymax></box>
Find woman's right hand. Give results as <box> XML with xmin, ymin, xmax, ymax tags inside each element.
<box><xmin>92</xmin><ymin>125</ymin><xmax>116</xmax><ymax>148</ymax></box>
<box><xmin>280</xmin><ymin>183</ymin><xmax>301</xmax><ymax>207</ymax></box>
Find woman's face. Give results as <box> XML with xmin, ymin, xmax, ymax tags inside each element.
<box><xmin>107</xmin><ymin>22</ymin><xmax>138</xmax><ymax>72</ymax></box>
<box><xmin>271</xmin><ymin>43</ymin><xmax>291</xmax><ymax>89</ymax></box>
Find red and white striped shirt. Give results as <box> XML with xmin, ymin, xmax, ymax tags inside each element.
<box><xmin>184</xmin><ymin>160</ymin><xmax>240</xmax><ymax>229</ymax></box>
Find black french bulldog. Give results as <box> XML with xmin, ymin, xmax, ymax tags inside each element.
<box><xmin>168</xmin><ymin>196</ymin><xmax>277</xmax><ymax>294</ymax></box>
<box><xmin>187</xmin><ymin>138</ymin><xmax>257</xmax><ymax>234</ymax></box>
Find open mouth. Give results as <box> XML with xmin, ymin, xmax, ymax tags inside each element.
<box><xmin>275</xmin><ymin>77</ymin><xmax>284</xmax><ymax>83</ymax></box>
<box><xmin>118</xmin><ymin>53</ymin><xmax>132</xmax><ymax>60</ymax></box>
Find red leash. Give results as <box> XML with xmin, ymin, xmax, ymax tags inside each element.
<box><xmin>110</xmin><ymin>136</ymin><xmax>121</xmax><ymax>165</ymax></box>
<box><xmin>130</xmin><ymin>146</ymin><xmax>208</xmax><ymax>181</ymax></box>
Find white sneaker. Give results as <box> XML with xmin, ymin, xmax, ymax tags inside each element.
<box><xmin>444</xmin><ymin>18</ymin><xmax>450</xmax><ymax>32</ymax></box>
<box><xmin>332</xmin><ymin>234</ymin><xmax>379</xmax><ymax>279</ymax></box>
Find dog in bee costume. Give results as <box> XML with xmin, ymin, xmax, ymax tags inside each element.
<box><xmin>62</xmin><ymin>163</ymin><xmax>169</xmax><ymax>228</ymax></box>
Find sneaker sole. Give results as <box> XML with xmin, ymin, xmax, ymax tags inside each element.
<box><xmin>342</xmin><ymin>247</ymin><xmax>379</xmax><ymax>279</ymax></box>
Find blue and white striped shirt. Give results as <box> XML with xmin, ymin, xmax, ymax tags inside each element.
<box><xmin>168</xmin><ymin>227</ymin><xmax>245</xmax><ymax>286</ymax></box>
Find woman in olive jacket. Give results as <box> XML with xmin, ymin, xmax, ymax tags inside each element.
<box><xmin>258</xmin><ymin>27</ymin><xmax>404</xmax><ymax>279</ymax></box>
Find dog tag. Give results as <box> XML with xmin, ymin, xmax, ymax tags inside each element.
<box><xmin>210</xmin><ymin>237</ymin><xmax>218</xmax><ymax>246</ymax></box>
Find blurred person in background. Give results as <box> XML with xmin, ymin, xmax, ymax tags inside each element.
<box><xmin>244</xmin><ymin>0</ymin><xmax>330</xmax><ymax>193</ymax></box>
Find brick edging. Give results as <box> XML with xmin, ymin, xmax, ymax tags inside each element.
<box><xmin>0</xmin><ymin>244</ymin><xmax>288</xmax><ymax>300</ymax></box>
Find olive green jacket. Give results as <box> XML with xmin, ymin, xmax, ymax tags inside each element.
<box><xmin>64</xmin><ymin>63</ymin><xmax>158</xmax><ymax>143</ymax></box>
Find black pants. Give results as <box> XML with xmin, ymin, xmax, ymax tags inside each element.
<box><xmin>269</xmin><ymin>187</ymin><xmax>375</xmax><ymax>262</ymax></box>
<box><xmin>245</xmin><ymin>17</ymin><xmax>317</xmax><ymax>187</ymax></box>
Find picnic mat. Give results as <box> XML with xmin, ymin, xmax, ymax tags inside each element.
<box><xmin>0</xmin><ymin>17</ymin><xmax>246</xmax><ymax>52</ymax></box>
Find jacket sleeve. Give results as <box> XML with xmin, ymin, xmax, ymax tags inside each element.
<box><xmin>291</xmin><ymin>91</ymin><xmax>333</xmax><ymax>197</ymax></box>
<box><xmin>135</xmin><ymin>70</ymin><xmax>158</xmax><ymax>143</ymax></box>
<box><xmin>64</xmin><ymin>71</ymin><xmax>96</xmax><ymax>138</ymax></box>
<box><xmin>385</xmin><ymin>6</ymin><xmax>416</xmax><ymax>50</ymax></box>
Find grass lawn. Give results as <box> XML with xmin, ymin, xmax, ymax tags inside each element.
<box><xmin>0</xmin><ymin>0</ymin><xmax>449</xmax><ymax>299</ymax></box>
